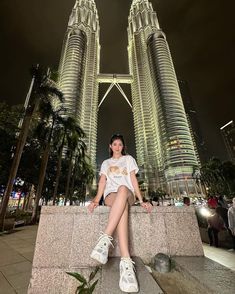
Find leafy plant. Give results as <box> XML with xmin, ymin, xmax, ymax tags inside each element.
<box><xmin>66</xmin><ymin>266</ymin><xmax>100</xmax><ymax>294</ymax></box>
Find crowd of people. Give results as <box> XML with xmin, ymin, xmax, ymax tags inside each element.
<box><xmin>207</xmin><ymin>195</ymin><xmax>235</xmax><ymax>251</ymax></box>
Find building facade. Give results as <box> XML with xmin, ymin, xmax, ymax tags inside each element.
<box><xmin>58</xmin><ymin>0</ymin><xmax>100</xmax><ymax>168</ymax></box>
<box><xmin>58</xmin><ymin>0</ymin><xmax>202</xmax><ymax>196</ymax></box>
<box><xmin>128</xmin><ymin>0</ymin><xmax>200</xmax><ymax>195</ymax></box>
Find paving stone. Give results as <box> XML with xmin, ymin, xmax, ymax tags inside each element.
<box><xmin>16</xmin><ymin>288</ymin><xmax>28</xmax><ymax>294</ymax></box>
<box><xmin>20</xmin><ymin>251</ymin><xmax>34</xmax><ymax>262</ymax></box>
<box><xmin>0</xmin><ymin>261</ymin><xmax>32</xmax><ymax>277</ymax></box>
<box><xmin>174</xmin><ymin>256</ymin><xmax>235</xmax><ymax>294</ymax></box>
<box><xmin>0</xmin><ymin>272</ymin><xmax>16</xmax><ymax>294</ymax></box>
<box><xmin>6</xmin><ymin>271</ymin><xmax>31</xmax><ymax>291</ymax></box>
<box><xmin>0</xmin><ymin>251</ymin><xmax>26</xmax><ymax>267</ymax></box>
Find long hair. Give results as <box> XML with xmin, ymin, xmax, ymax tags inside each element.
<box><xmin>109</xmin><ymin>134</ymin><xmax>126</xmax><ymax>157</ymax></box>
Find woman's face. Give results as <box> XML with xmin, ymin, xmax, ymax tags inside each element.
<box><xmin>110</xmin><ymin>139</ymin><xmax>124</xmax><ymax>156</ymax></box>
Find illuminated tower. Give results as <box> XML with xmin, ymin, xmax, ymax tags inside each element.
<box><xmin>128</xmin><ymin>0</ymin><xmax>200</xmax><ymax>195</ymax></box>
<box><xmin>58</xmin><ymin>0</ymin><xmax>201</xmax><ymax>196</ymax></box>
<box><xmin>58</xmin><ymin>0</ymin><xmax>100</xmax><ymax>168</ymax></box>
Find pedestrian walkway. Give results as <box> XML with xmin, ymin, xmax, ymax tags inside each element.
<box><xmin>203</xmin><ymin>243</ymin><xmax>235</xmax><ymax>271</ymax></box>
<box><xmin>0</xmin><ymin>226</ymin><xmax>37</xmax><ymax>294</ymax></box>
<box><xmin>0</xmin><ymin>225</ymin><xmax>234</xmax><ymax>293</ymax></box>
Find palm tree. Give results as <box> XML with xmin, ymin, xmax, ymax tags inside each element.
<box><xmin>200</xmin><ymin>158</ymin><xmax>222</xmax><ymax>194</ymax></box>
<box><xmin>64</xmin><ymin>133</ymin><xmax>87</xmax><ymax>206</ymax></box>
<box><xmin>0</xmin><ymin>66</ymin><xmax>62</xmax><ymax>231</ymax></box>
<box><xmin>75</xmin><ymin>157</ymin><xmax>94</xmax><ymax>204</ymax></box>
<box><xmin>200</xmin><ymin>157</ymin><xmax>235</xmax><ymax>196</ymax></box>
<box><xmin>221</xmin><ymin>161</ymin><xmax>235</xmax><ymax>197</ymax></box>
<box><xmin>31</xmin><ymin>95</ymin><xmax>64</xmax><ymax>224</ymax></box>
<box><xmin>68</xmin><ymin>154</ymin><xmax>94</xmax><ymax>205</ymax></box>
<box><xmin>52</xmin><ymin>117</ymin><xmax>85</xmax><ymax>205</ymax></box>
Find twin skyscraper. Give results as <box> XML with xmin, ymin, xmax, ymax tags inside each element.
<box><xmin>57</xmin><ymin>0</ymin><xmax>202</xmax><ymax>197</ymax></box>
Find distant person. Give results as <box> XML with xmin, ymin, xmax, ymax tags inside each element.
<box><xmin>216</xmin><ymin>203</ymin><xmax>229</xmax><ymax>229</ymax></box>
<box><xmin>207</xmin><ymin>207</ymin><xmax>225</xmax><ymax>247</ymax></box>
<box><xmin>228</xmin><ymin>197</ymin><xmax>235</xmax><ymax>251</ymax></box>
<box><xmin>183</xmin><ymin>196</ymin><xmax>190</xmax><ymax>206</ymax></box>
<box><xmin>218</xmin><ymin>195</ymin><xmax>228</xmax><ymax>209</ymax></box>
<box><xmin>207</xmin><ymin>195</ymin><xmax>218</xmax><ymax>209</ymax></box>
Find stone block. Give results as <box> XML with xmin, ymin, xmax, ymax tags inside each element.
<box><xmin>32</xmin><ymin>213</ymin><xmax>73</xmax><ymax>268</ymax></box>
<box><xmin>165</xmin><ymin>208</ymin><xmax>204</xmax><ymax>256</ymax></box>
<box><xmin>29</xmin><ymin>205</ymin><xmax>203</xmax><ymax>293</ymax></box>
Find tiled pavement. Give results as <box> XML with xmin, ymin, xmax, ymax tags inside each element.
<box><xmin>203</xmin><ymin>243</ymin><xmax>235</xmax><ymax>271</ymax></box>
<box><xmin>0</xmin><ymin>226</ymin><xmax>37</xmax><ymax>294</ymax></box>
<box><xmin>0</xmin><ymin>225</ymin><xmax>234</xmax><ymax>294</ymax></box>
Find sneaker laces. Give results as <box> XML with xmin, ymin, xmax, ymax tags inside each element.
<box><xmin>121</xmin><ymin>257</ymin><xmax>136</xmax><ymax>277</ymax></box>
<box><xmin>98</xmin><ymin>232</ymin><xmax>114</xmax><ymax>249</ymax></box>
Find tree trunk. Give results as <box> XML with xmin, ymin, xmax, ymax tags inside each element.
<box><xmin>69</xmin><ymin>167</ymin><xmax>76</xmax><ymax>206</ymax></box>
<box><xmin>22</xmin><ymin>191</ymin><xmax>29</xmax><ymax>211</ymax></box>
<box><xmin>52</xmin><ymin>150</ymin><xmax>62</xmax><ymax>205</ymax></box>
<box><xmin>31</xmin><ymin>116</ymin><xmax>55</xmax><ymax>224</ymax></box>
<box><xmin>52</xmin><ymin>135</ymin><xmax>65</xmax><ymax>205</ymax></box>
<box><xmin>17</xmin><ymin>192</ymin><xmax>22</xmax><ymax>210</ymax></box>
<box><xmin>64</xmin><ymin>152</ymin><xmax>73</xmax><ymax>206</ymax></box>
<box><xmin>26</xmin><ymin>184</ymin><xmax>34</xmax><ymax>211</ymax></box>
<box><xmin>31</xmin><ymin>141</ymin><xmax>51</xmax><ymax>224</ymax></box>
<box><xmin>0</xmin><ymin>102</ymin><xmax>38</xmax><ymax>231</ymax></box>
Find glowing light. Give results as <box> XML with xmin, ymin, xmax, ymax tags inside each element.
<box><xmin>200</xmin><ymin>207</ymin><xmax>211</xmax><ymax>217</ymax></box>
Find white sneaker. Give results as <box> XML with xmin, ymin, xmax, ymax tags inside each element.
<box><xmin>90</xmin><ymin>232</ymin><xmax>114</xmax><ymax>264</ymax></box>
<box><xmin>119</xmin><ymin>257</ymin><xmax>139</xmax><ymax>293</ymax></box>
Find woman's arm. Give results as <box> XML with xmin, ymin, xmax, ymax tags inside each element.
<box><xmin>130</xmin><ymin>171</ymin><xmax>143</xmax><ymax>202</ymax></box>
<box><xmin>130</xmin><ymin>171</ymin><xmax>152</xmax><ymax>213</ymax></box>
<box><xmin>88</xmin><ymin>174</ymin><xmax>106</xmax><ymax>213</ymax></box>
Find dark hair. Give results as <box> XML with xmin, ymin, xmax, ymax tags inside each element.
<box><xmin>109</xmin><ymin>134</ymin><xmax>126</xmax><ymax>157</ymax></box>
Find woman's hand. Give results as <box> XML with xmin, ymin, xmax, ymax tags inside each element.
<box><xmin>140</xmin><ymin>201</ymin><xmax>152</xmax><ymax>213</ymax></box>
<box><xmin>88</xmin><ymin>201</ymin><xmax>99</xmax><ymax>213</ymax></box>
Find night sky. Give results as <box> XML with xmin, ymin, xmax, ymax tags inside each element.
<box><xmin>0</xmin><ymin>0</ymin><xmax>235</xmax><ymax>165</ymax></box>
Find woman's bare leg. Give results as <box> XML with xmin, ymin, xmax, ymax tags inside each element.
<box><xmin>116</xmin><ymin>203</ymin><xmax>130</xmax><ymax>257</ymax></box>
<box><xmin>104</xmin><ymin>186</ymin><xmax>134</xmax><ymax>257</ymax></box>
<box><xmin>104</xmin><ymin>186</ymin><xmax>130</xmax><ymax>235</ymax></box>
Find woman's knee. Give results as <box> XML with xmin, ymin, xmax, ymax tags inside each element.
<box><xmin>117</xmin><ymin>186</ymin><xmax>132</xmax><ymax>201</ymax></box>
<box><xmin>117</xmin><ymin>185</ymin><xmax>129</xmax><ymax>194</ymax></box>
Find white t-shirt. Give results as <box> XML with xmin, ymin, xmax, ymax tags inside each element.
<box><xmin>99</xmin><ymin>155</ymin><xmax>139</xmax><ymax>199</ymax></box>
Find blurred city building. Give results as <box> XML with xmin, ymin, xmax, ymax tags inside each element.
<box><xmin>220</xmin><ymin>120</ymin><xmax>235</xmax><ymax>163</ymax></box>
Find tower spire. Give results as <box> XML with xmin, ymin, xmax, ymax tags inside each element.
<box><xmin>73</xmin><ymin>0</ymin><xmax>78</xmax><ymax>9</ymax></box>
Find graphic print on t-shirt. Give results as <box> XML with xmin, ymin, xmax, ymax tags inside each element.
<box><xmin>108</xmin><ymin>166</ymin><xmax>128</xmax><ymax>178</ymax></box>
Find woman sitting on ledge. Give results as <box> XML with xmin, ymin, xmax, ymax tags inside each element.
<box><xmin>88</xmin><ymin>134</ymin><xmax>152</xmax><ymax>293</ymax></box>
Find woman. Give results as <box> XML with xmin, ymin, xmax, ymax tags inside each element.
<box><xmin>88</xmin><ymin>134</ymin><xmax>152</xmax><ymax>293</ymax></box>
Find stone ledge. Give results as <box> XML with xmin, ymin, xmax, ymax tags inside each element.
<box><xmin>29</xmin><ymin>206</ymin><xmax>203</xmax><ymax>293</ymax></box>
<box><xmin>40</xmin><ymin>205</ymin><xmax>196</xmax><ymax>215</ymax></box>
